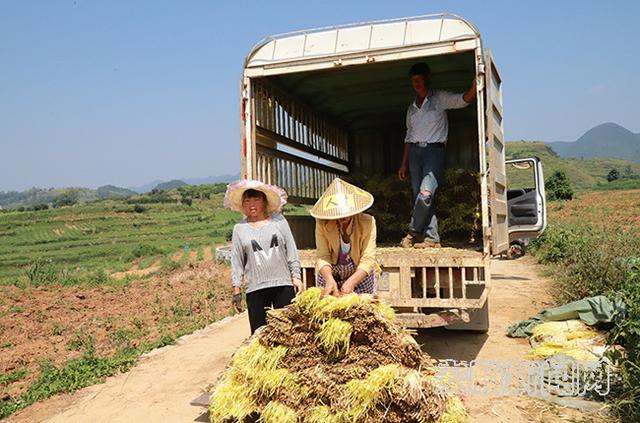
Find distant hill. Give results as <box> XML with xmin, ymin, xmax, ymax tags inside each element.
<box><xmin>0</xmin><ymin>185</ymin><xmax>137</xmax><ymax>210</ymax></box>
<box><xmin>154</xmin><ymin>180</ymin><xmax>188</xmax><ymax>191</ymax></box>
<box><xmin>549</xmin><ymin>122</ymin><xmax>640</xmax><ymax>163</ymax></box>
<box><xmin>96</xmin><ymin>185</ymin><xmax>137</xmax><ymax>199</ymax></box>
<box><xmin>506</xmin><ymin>141</ymin><xmax>640</xmax><ymax>191</ymax></box>
<box><xmin>129</xmin><ymin>173</ymin><xmax>239</xmax><ymax>193</ymax></box>
<box><xmin>183</xmin><ymin>174</ymin><xmax>239</xmax><ymax>186</ymax></box>
<box><xmin>128</xmin><ymin>179</ymin><xmax>165</xmax><ymax>194</ymax></box>
<box><xmin>1</xmin><ymin>173</ymin><xmax>240</xmax><ymax>209</ymax></box>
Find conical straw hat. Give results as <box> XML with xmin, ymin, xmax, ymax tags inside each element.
<box><xmin>310</xmin><ymin>178</ymin><xmax>374</xmax><ymax>219</ymax></box>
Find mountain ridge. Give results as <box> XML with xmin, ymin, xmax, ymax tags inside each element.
<box><xmin>547</xmin><ymin>122</ymin><xmax>640</xmax><ymax>163</ymax></box>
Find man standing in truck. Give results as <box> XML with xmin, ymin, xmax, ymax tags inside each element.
<box><xmin>398</xmin><ymin>62</ymin><xmax>476</xmax><ymax>248</ymax></box>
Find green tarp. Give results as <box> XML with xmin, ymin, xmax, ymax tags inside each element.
<box><xmin>506</xmin><ymin>295</ymin><xmax>626</xmax><ymax>338</ymax></box>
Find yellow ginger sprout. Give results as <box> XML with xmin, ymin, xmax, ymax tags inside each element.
<box><xmin>316</xmin><ymin>318</ymin><xmax>352</xmax><ymax>356</ymax></box>
<box><xmin>232</xmin><ymin>339</ymin><xmax>287</xmax><ymax>374</ymax></box>
<box><xmin>345</xmin><ymin>364</ymin><xmax>400</xmax><ymax>420</ymax></box>
<box><xmin>209</xmin><ymin>372</ymin><xmax>257</xmax><ymax>422</ymax></box>
<box><xmin>402</xmin><ymin>369</ymin><xmax>425</xmax><ymax>402</ymax></box>
<box><xmin>260</xmin><ymin>401</ymin><xmax>298</xmax><ymax>423</ymax></box>
<box><xmin>293</xmin><ymin>287</ymin><xmax>323</xmax><ymax>315</ymax></box>
<box><xmin>249</xmin><ymin>368</ymin><xmax>297</xmax><ymax>397</ymax></box>
<box><xmin>437</xmin><ymin>395</ymin><xmax>467</xmax><ymax>423</ymax></box>
<box><xmin>374</xmin><ymin>300</ymin><xmax>396</xmax><ymax>322</ymax></box>
<box><xmin>305</xmin><ymin>405</ymin><xmax>348</xmax><ymax>423</ymax></box>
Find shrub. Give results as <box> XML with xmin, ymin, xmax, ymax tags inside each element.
<box><xmin>530</xmin><ymin>223</ymin><xmax>639</xmax><ymax>302</ymax></box>
<box><xmin>545</xmin><ymin>170</ymin><xmax>574</xmax><ymax>200</ymax></box>
<box><xmin>528</xmin><ymin>223</ymin><xmax>586</xmax><ymax>265</ymax></box>
<box><xmin>25</xmin><ymin>259</ymin><xmax>58</xmax><ymax>286</ymax></box>
<box><xmin>26</xmin><ymin>203</ymin><xmax>49</xmax><ymax>211</ymax></box>
<box><xmin>607</xmin><ymin>168</ymin><xmax>620</xmax><ymax>182</ymax></box>
<box><xmin>53</xmin><ymin>189</ymin><xmax>80</xmax><ymax>208</ymax></box>
<box><xmin>608</xmin><ymin>260</ymin><xmax>640</xmax><ymax>421</ymax></box>
<box><xmin>128</xmin><ymin>244</ymin><xmax>163</xmax><ymax>261</ymax></box>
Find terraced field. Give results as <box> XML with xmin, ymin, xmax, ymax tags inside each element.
<box><xmin>0</xmin><ymin>194</ymin><xmax>239</xmax><ymax>286</ymax></box>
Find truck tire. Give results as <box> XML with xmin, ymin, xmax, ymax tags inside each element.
<box><xmin>444</xmin><ymin>299</ymin><xmax>489</xmax><ymax>333</ymax></box>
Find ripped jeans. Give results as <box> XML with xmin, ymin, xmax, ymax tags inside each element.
<box><xmin>408</xmin><ymin>143</ymin><xmax>445</xmax><ymax>242</ymax></box>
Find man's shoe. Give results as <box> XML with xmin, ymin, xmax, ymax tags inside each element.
<box><xmin>414</xmin><ymin>239</ymin><xmax>441</xmax><ymax>248</ymax></box>
<box><xmin>400</xmin><ymin>234</ymin><xmax>417</xmax><ymax>248</ymax></box>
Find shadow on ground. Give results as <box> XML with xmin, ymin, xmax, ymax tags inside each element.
<box><xmin>415</xmin><ymin>328</ymin><xmax>488</xmax><ymax>362</ymax></box>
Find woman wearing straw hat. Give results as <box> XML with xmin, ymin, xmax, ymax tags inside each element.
<box><xmin>311</xmin><ymin>178</ymin><xmax>381</xmax><ymax>296</ymax></box>
<box><xmin>224</xmin><ymin>180</ymin><xmax>303</xmax><ymax>334</ymax></box>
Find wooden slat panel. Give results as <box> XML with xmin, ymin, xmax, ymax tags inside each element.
<box><xmin>253</xmin><ymin>78</ymin><xmax>346</xmax><ymax>162</ymax></box>
<box><xmin>461</xmin><ymin>267</ymin><xmax>467</xmax><ymax>298</ymax></box>
<box><xmin>434</xmin><ymin>267</ymin><xmax>440</xmax><ymax>299</ymax></box>
<box><xmin>380</xmin><ymin>289</ymin><xmax>488</xmax><ymax>309</ymax></box>
<box><xmin>400</xmin><ymin>267</ymin><xmax>411</xmax><ymax>299</ymax></box>
<box><xmin>448</xmin><ymin>267</ymin><xmax>454</xmax><ymax>299</ymax></box>
<box><xmin>251</xmin><ymin>78</ymin><xmax>351</xmax><ymax>203</ymax></box>
<box><xmin>255</xmin><ymin>127</ymin><xmax>349</xmax><ymax>165</ymax></box>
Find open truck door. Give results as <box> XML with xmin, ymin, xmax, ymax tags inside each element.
<box><xmin>485</xmin><ymin>50</ymin><xmax>509</xmax><ymax>256</ymax></box>
<box><xmin>505</xmin><ymin>157</ymin><xmax>547</xmax><ymax>257</ymax></box>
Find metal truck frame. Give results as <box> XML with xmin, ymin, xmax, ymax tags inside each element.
<box><xmin>237</xmin><ymin>13</ymin><xmax>547</xmax><ymax>332</ymax></box>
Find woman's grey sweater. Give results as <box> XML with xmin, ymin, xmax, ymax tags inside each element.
<box><xmin>231</xmin><ymin>213</ymin><xmax>301</xmax><ymax>294</ymax></box>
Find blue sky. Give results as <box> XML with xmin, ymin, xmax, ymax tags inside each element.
<box><xmin>1</xmin><ymin>0</ymin><xmax>638</xmax><ymax>191</ymax></box>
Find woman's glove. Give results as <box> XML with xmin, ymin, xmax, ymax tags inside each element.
<box><xmin>232</xmin><ymin>293</ymin><xmax>243</xmax><ymax>312</ymax></box>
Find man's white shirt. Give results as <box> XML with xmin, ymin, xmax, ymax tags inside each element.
<box><xmin>404</xmin><ymin>89</ymin><xmax>469</xmax><ymax>144</ymax></box>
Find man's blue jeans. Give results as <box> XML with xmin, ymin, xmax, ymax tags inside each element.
<box><xmin>408</xmin><ymin>143</ymin><xmax>445</xmax><ymax>242</ymax></box>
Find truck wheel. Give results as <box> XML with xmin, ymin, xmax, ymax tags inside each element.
<box><xmin>444</xmin><ymin>299</ymin><xmax>489</xmax><ymax>333</ymax></box>
<box><xmin>506</xmin><ymin>243</ymin><xmax>523</xmax><ymax>260</ymax></box>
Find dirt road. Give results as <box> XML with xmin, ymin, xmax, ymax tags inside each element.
<box><xmin>8</xmin><ymin>256</ymin><xmax>606</xmax><ymax>422</ymax></box>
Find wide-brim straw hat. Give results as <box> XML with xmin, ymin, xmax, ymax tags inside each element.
<box><xmin>224</xmin><ymin>179</ymin><xmax>287</xmax><ymax>215</ymax></box>
<box><xmin>310</xmin><ymin>178</ymin><xmax>374</xmax><ymax>219</ymax></box>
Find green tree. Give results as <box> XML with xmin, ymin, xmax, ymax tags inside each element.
<box><xmin>53</xmin><ymin>189</ymin><xmax>79</xmax><ymax>207</ymax></box>
<box><xmin>546</xmin><ymin>170</ymin><xmax>574</xmax><ymax>200</ymax></box>
<box><xmin>607</xmin><ymin>168</ymin><xmax>620</xmax><ymax>182</ymax></box>
<box><xmin>622</xmin><ymin>165</ymin><xmax>634</xmax><ymax>179</ymax></box>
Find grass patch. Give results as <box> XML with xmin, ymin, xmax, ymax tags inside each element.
<box><xmin>159</xmin><ymin>255</ymin><xmax>180</xmax><ymax>272</ymax></box>
<box><xmin>196</xmin><ymin>246</ymin><xmax>204</xmax><ymax>262</ymax></box>
<box><xmin>0</xmin><ymin>368</ymin><xmax>28</xmax><ymax>386</ymax></box>
<box><xmin>529</xmin><ymin>191</ymin><xmax>640</xmax><ymax>420</ymax></box>
<box><xmin>178</xmin><ymin>249</ymin><xmax>190</xmax><ymax>265</ymax></box>
<box><xmin>138</xmin><ymin>255</ymin><xmax>159</xmax><ymax>270</ymax></box>
<box><xmin>594</xmin><ymin>179</ymin><xmax>640</xmax><ymax>191</ymax></box>
<box><xmin>0</xmin><ymin>322</ymin><xmax>207</xmax><ymax>419</ymax></box>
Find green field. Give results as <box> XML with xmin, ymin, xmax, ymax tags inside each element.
<box><xmin>506</xmin><ymin>141</ymin><xmax>640</xmax><ymax>192</ymax></box>
<box><xmin>0</xmin><ymin>193</ymin><xmax>240</xmax><ymax>286</ymax></box>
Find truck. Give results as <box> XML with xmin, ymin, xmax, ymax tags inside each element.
<box><xmin>237</xmin><ymin>13</ymin><xmax>547</xmax><ymax>332</ymax></box>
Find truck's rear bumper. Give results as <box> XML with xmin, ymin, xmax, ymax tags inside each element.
<box><xmin>396</xmin><ymin>309</ymin><xmax>470</xmax><ymax>328</ymax></box>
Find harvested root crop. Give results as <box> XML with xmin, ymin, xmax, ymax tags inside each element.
<box><xmin>209</xmin><ymin>288</ymin><xmax>467</xmax><ymax>422</ymax></box>
<box><xmin>346</xmin><ymin>170</ymin><xmax>481</xmax><ymax>244</ymax></box>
